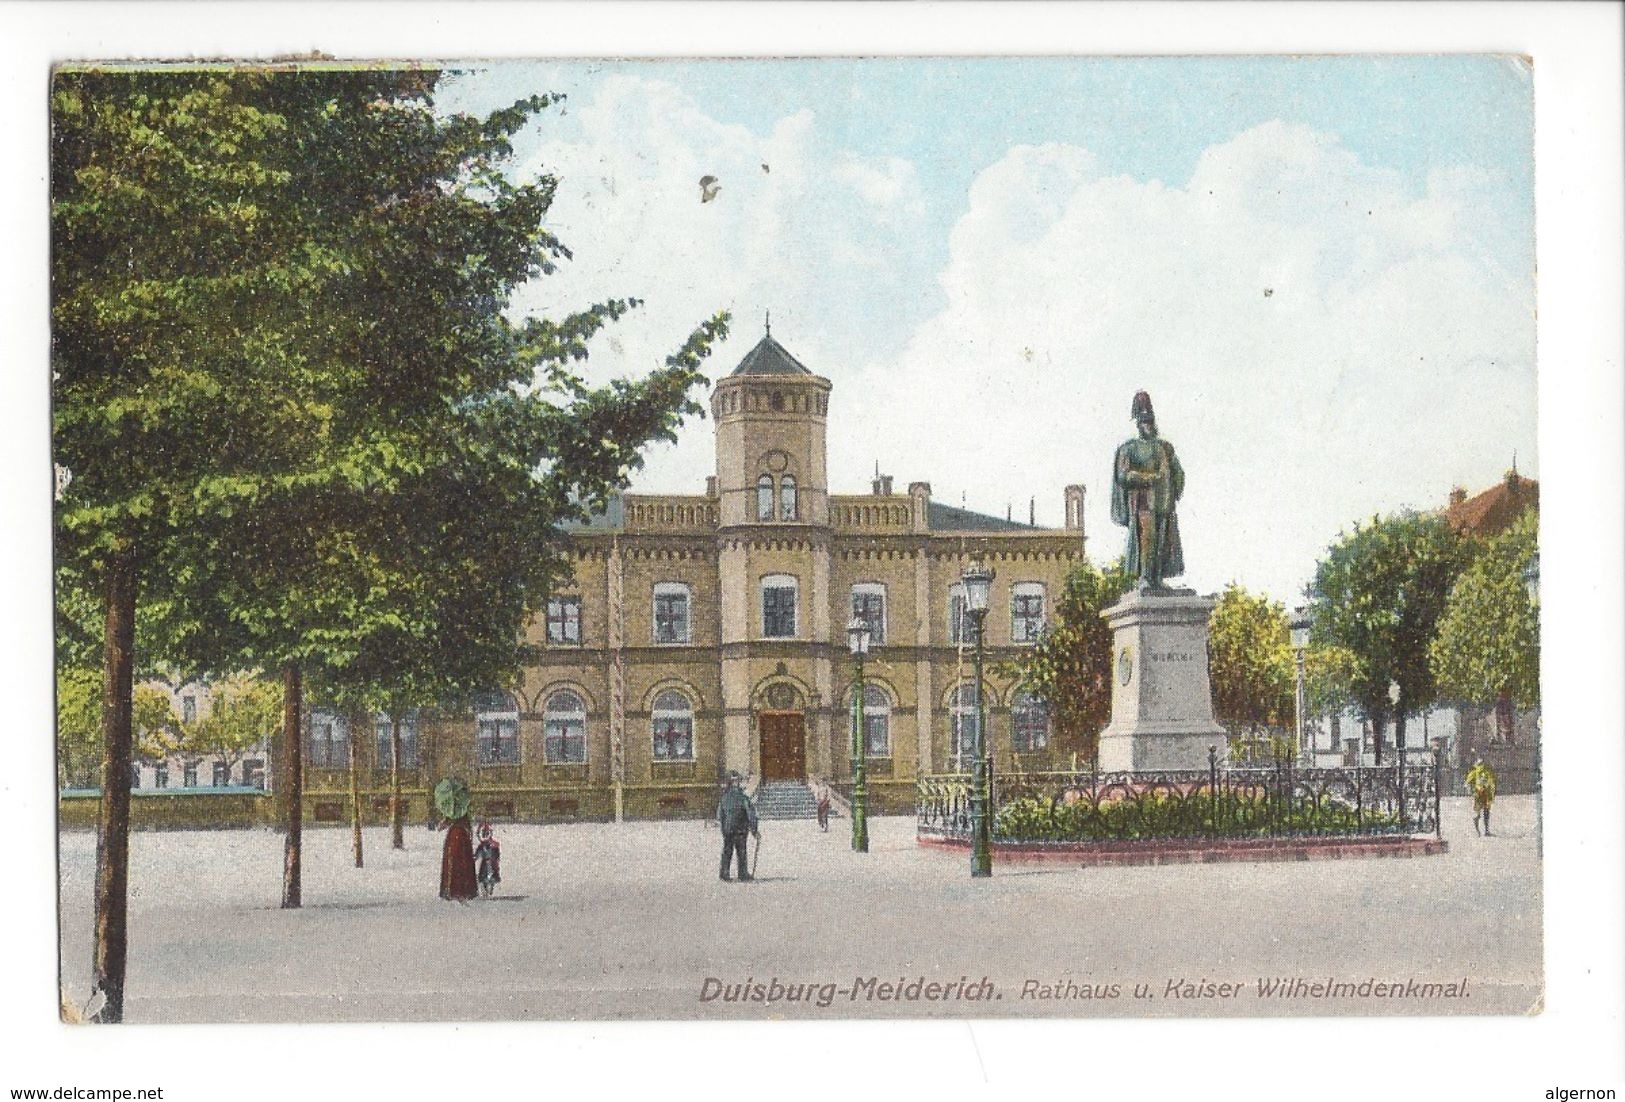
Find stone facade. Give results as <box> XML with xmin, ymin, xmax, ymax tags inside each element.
<box><xmin>396</xmin><ymin>328</ymin><xmax>1090</xmax><ymax>822</ymax></box>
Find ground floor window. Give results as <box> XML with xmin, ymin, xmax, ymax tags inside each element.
<box><xmin>950</xmin><ymin>683</ymin><xmax>981</xmax><ymax>765</ymax></box>
<box><xmin>1011</xmin><ymin>691</ymin><xmax>1050</xmax><ymax>752</ymax></box>
<box><xmin>477</xmin><ymin>692</ymin><xmax>522</xmax><ymax>765</ymax></box>
<box><xmin>543</xmin><ymin>690</ymin><xmax>587</xmax><ymax>763</ymax></box>
<box><xmin>374</xmin><ymin>713</ymin><xmax>420</xmax><ymax>768</ymax></box>
<box><xmin>849</xmin><ymin>684</ymin><xmax>891</xmax><ymax>757</ymax></box>
<box><xmin>212</xmin><ymin>761</ymin><xmax>230</xmax><ymax>787</ymax></box>
<box><xmin>652</xmin><ymin>689</ymin><xmax>695</xmax><ymax>761</ymax></box>
<box><xmin>308</xmin><ymin>712</ymin><xmax>350</xmax><ymax>768</ymax></box>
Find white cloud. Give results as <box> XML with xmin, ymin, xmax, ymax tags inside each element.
<box><xmin>839</xmin><ymin>121</ymin><xmax>1535</xmax><ymax>602</ymax></box>
<box><xmin>505</xmin><ymin>75</ymin><xmax>930</xmax><ymax>494</ymax></box>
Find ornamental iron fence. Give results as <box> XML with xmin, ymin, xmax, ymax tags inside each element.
<box><xmin>917</xmin><ymin>746</ymin><xmax>1443</xmax><ymax>845</ymax></box>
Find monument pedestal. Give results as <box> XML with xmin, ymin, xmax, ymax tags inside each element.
<box><xmin>1096</xmin><ymin>589</ymin><xmax>1228</xmax><ymax>772</ymax></box>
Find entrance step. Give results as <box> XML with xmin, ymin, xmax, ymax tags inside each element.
<box><xmin>754</xmin><ymin>780</ymin><xmax>838</xmax><ymax>820</ymax></box>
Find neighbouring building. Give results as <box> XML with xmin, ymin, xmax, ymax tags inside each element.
<box><xmin>298</xmin><ymin>323</ymin><xmax>1090</xmax><ymax>825</ymax></box>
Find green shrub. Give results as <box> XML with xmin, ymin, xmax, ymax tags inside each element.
<box><xmin>992</xmin><ymin>790</ymin><xmax>1404</xmax><ymax>843</ymax></box>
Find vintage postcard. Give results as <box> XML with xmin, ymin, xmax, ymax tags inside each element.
<box><xmin>51</xmin><ymin>54</ymin><xmax>1547</xmax><ymax>1033</ymax></box>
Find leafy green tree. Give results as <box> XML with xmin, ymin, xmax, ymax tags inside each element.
<box><xmin>181</xmin><ymin>675</ymin><xmax>282</xmax><ymax>784</ymax></box>
<box><xmin>56</xmin><ymin>666</ymin><xmax>102</xmax><ymax>788</ymax></box>
<box><xmin>1308</xmin><ymin>511</ymin><xmax>1474</xmax><ymax>763</ymax></box>
<box><xmin>53</xmin><ymin>67</ymin><xmax>725</xmax><ymax>1019</ymax></box>
<box><xmin>132</xmin><ymin>687</ymin><xmax>180</xmax><ymax>763</ymax></box>
<box><xmin>1431</xmin><ymin>508</ymin><xmax>1539</xmax><ymax>711</ymax></box>
<box><xmin>1207</xmin><ymin>584</ymin><xmax>1294</xmax><ymax>747</ymax></box>
<box><xmin>1013</xmin><ymin>558</ymin><xmax>1132</xmax><ymax>765</ymax></box>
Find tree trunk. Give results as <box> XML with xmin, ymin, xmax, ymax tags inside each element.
<box><xmin>92</xmin><ymin>547</ymin><xmax>137</xmax><ymax>1023</ymax></box>
<box><xmin>390</xmin><ymin>713</ymin><xmax>404</xmax><ymax>850</ymax></box>
<box><xmin>281</xmin><ymin>663</ymin><xmax>302</xmax><ymax>909</ymax></box>
<box><xmin>1372</xmin><ymin>712</ymin><xmax>1385</xmax><ymax>765</ymax></box>
<box><xmin>349</xmin><ymin>716</ymin><xmax>364</xmax><ymax>868</ymax></box>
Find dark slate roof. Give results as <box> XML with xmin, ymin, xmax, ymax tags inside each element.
<box><xmin>1443</xmin><ymin>473</ymin><xmax>1539</xmax><ymax>536</ymax></box>
<box><xmin>558</xmin><ymin>493</ymin><xmax>624</xmax><ymax>531</ymax></box>
<box><xmin>728</xmin><ymin>334</ymin><xmax>814</xmax><ymax>377</ymax></box>
<box><xmin>926</xmin><ymin>501</ymin><xmax>1039</xmax><ymax>532</ymax></box>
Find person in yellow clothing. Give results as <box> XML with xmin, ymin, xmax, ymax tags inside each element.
<box><xmin>1465</xmin><ymin>756</ymin><xmax>1497</xmax><ymax>836</ymax></box>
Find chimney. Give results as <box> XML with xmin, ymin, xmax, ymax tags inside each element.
<box><xmin>1448</xmin><ymin>486</ymin><xmax>1467</xmax><ymax>507</ymax></box>
<box><xmin>871</xmin><ymin>463</ymin><xmax>893</xmax><ymax>496</ymax></box>
<box><xmin>705</xmin><ymin>475</ymin><xmax>718</xmax><ymax>498</ymax></box>
<box><xmin>908</xmin><ymin>481</ymin><xmax>931</xmax><ymax>533</ymax></box>
<box><xmin>1029</xmin><ymin>497</ymin><xmax>1035</xmax><ymax>527</ymax></box>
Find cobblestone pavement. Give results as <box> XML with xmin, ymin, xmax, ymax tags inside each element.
<box><xmin>56</xmin><ymin>796</ymin><xmax>1541</xmax><ymax>1022</ymax></box>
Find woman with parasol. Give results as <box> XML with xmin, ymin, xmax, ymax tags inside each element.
<box><xmin>435</xmin><ymin>777</ymin><xmax>479</xmax><ymax>902</ymax></box>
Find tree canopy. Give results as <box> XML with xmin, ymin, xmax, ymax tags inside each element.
<box><xmin>1430</xmin><ymin>508</ymin><xmax>1539</xmax><ymax>709</ymax></box>
<box><xmin>1207</xmin><ymin>583</ymin><xmax>1293</xmax><ymax>737</ymax></box>
<box><xmin>1013</xmin><ymin>558</ymin><xmax>1132</xmax><ymax>764</ymax></box>
<box><xmin>1308</xmin><ymin>510</ymin><xmax>1474</xmax><ymax>748</ymax></box>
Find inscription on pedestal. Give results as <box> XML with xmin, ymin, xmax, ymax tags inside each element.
<box><xmin>1096</xmin><ymin>590</ymin><xmax>1227</xmax><ymax>772</ymax></box>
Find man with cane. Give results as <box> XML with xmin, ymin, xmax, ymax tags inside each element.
<box><xmin>717</xmin><ymin>771</ymin><xmax>760</xmax><ymax>882</ymax></box>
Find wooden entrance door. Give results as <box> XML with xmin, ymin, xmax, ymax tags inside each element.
<box><xmin>758</xmin><ymin>713</ymin><xmax>806</xmax><ymax>781</ymax></box>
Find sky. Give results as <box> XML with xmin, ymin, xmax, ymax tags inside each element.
<box><xmin>436</xmin><ymin>56</ymin><xmax>1536</xmax><ymax>606</ymax></box>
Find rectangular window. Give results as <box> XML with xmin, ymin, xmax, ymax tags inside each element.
<box><xmin>374</xmin><ymin>720</ymin><xmax>420</xmax><ymax>768</ymax></box>
<box><xmin>153</xmin><ymin>763</ymin><xmax>169</xmax><ymax>789</ymax></box>
<box><xmin>308</xmin><ymin>719</ymin><xmax>349</xmax><ymax>768</ymax></box>
<box><xmin>653</xmin><ymin>717</ymin><xmax>694</xmax><ymax>761</ymax></box>
<box><xmin>851</xmin><ymin>588</ymin><xmax>886</xmax><ymax>646</ymax></box>
<box><xmin>543</xmin><ymin>717</ymin><xmax>585</xmax><ymax>763</ymax></box>
<box><xmin>181</xmin><ymin>695</ymin><xmax>197</xmax><ymax>724</ymax></box>
<box><xmin>1012</xmin><ymin>585</ymin><xmax>1046</xmax><ymax>643</ymax></box>
<box><xmin>212</xmin><ymin>761</ymin><xmax>230</xmax><ymax>787</ymax></box>
<box><xmin>546</xmin><ymin>596</ymin><xmax>582</xmax><ymax>645</ymax></box>
<box><xmin>477</xmin><ymin>719</ymin><xmax>521</xmax><ymax>765</ymax></box>
<box><xmin>654</xmin><ymin>590</ymin><xmax>691</xmax><ymax>644</ymax></box>
<box><xmin>243</xmin><ymin>759</ymin><xmax>265</xmax><ymax>789</ymax></box>
<box><xmin>183</xmin><ymin>762</ymin><xmax>198</xmax><ymax>788</ymax></box>
<box><xmin>763</xmin><ymin>584</ymin><xmax>797</xmax><ymax>638</ymax></box>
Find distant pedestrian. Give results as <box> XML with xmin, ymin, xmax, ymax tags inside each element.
<box><xmin>1466</xmin><ymin>757</ymin><xmax>1497</xmax><ymax>836</ymax></box>
<box><xmin>474</xmin><ymin>821</ymin><xmax>502</xmax><ymax>899</ymax></box>
<box><xmin>716</xmin><ymin>772</ymin><xmax>759</xmax><ymax>882</ymax></box>
<box><xmin>816</xmin><ymin>782</ymin><xmax>832</xmax><ymax>832</ymax></box>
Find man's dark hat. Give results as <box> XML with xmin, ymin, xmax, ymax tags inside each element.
<box><xmin>1131</xmin><ymin>390</ymin><xmax>1155</xmax><ymax>422</ymax></box>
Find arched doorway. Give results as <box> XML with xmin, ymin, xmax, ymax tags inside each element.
<box><xmin>756</xmin><ymin>680</ymin><xmax>806</xmax><ymax>781</ymax></box>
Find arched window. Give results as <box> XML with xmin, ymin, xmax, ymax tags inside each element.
<box><xmin>373</xmin><ymin>711</ymin><xmax>420</xmax><ymax>769</ymax></box>
<box><xmin>308</xmin><ymin>710</ymin><xmax>350</xmax><ymax>768</ymax></box>
<box><xmin>757</xmin><ymin>475</ymin><xmax>774</xmax><ymax>520</ymax></box>
<box><xmin>779</xmin><ymin>475</ymin><xmax>798</xmax><ymax>520</ymax></box>
<box><xmin>761</xmin><ymin>574</ymin><xmax>798</xmax><ymax>638</ymax></box>
<box><xmin>848</xmin><ymin>684</ymin><xmax>891</xmax><ymax>757</ymax></box>
<box><xmin>950</xmin><ymin>683</ymin><xmax>981</xmax><ymax>765</ymax></box>
<box><xmin>476</xmin><ymin>692</ymin><xmax>521</xmax><ymax>765</ymax></box>
<box><xmin>1012</xmin><ymin>691</ymin><xmax>1051</xmax><ymax>752</ymax></box>
<box><xmin>542</xmin><ymin>690</ymin><xmax>586</xmax><ymax>764</ymax></box>
<box><xmin>652</xmin><ymin>689</ymin><xmax>695</xmax><ymax>761</ymax></box>
<box><xmin>1012</xmin><ymin>582</ymin><xmax>1047</xmax><ymax>642</ymax></box>
<box><xmin>653</xmin><ymin>582</ymin><xmax>692</xmax><ymax>644</ymax></box>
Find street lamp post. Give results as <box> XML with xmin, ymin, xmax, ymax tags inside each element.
<box><xmin>1389</xmin><ymin>679</ymin><xmax>1404</xmax><ymax>828</ymax></box>
<box><xmin>846</xmin><ymin>616</ymin><xmax>872</xmax><ymax>853</ymax></box>
<box><xmin>961</xmin><ymin>560</ymin><xmax>995</xmax><ymax>878</ymax></box>
<box><xmin>1522</xmin><ymin>551</ymin><xmax>1541</xmax><ymax>853</ymax></box>
<box><xmin>1290</xmin><ymin>607</ymin><xmax>1311</xmax><ymax>768</ymax></box>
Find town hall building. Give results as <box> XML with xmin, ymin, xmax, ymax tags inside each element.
<box><xmin>406</xmin><ymin>324</ymin><xmax>1091</xmax><ymax>821</ymax></box>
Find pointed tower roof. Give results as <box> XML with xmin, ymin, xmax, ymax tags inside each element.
<box><xmin>728</xmin><ymin>315</ymin><xmax>814</xmax><ymax>377</ymax></box>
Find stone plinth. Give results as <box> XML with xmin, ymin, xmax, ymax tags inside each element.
<box><xmin>1096</xmin><ymin>589</ymin><xmax>1227</xmax><ymax>771</ymax></box>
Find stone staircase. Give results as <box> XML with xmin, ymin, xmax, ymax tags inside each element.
<box><xmin>753</xmin><ymin>780</ymin><xmax>837</xmax><ymax>820</ymax></box>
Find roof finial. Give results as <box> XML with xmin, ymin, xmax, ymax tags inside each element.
<box><xmin>765</xmin><ymin>310</ymin><xmax>771</xmax><ymax>337</ymax></box>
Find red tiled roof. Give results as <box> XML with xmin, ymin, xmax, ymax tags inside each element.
<box><xmin>1443</xmin><ymin>473</ymin><xmax>1539</xmax><ymax>535</ymax></box>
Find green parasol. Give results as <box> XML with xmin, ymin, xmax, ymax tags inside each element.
<box><xmin>434</xmin><ymin>777</ymin><xmax>472</xmax><ymax>821</ymax></box>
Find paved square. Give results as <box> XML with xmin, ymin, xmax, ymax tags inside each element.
<box><xmin>56</xmin><ymin>797</ymin><xmax>1541</xmax><ymax>1021</ymax></box>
